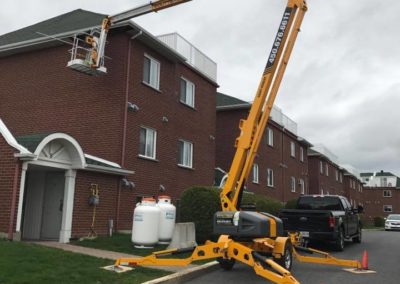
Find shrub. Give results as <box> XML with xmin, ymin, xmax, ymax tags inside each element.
<box><xmin>180</xmin><ymin>186</ymin><xmax>221</xmax><ymax>244</ymax></box>
<box><xmin>373</xmin><ymin>216</ymin><xmax>385</xmax><ymax>227</ymax></box>
<box><xmin>284</xmin><ymin>198</ymin><xmax>298</xmax><ymax>209</ymax></box>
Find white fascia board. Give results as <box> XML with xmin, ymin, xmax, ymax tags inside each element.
<box><xmin>0</xmin><ymin>119</ymin><xmax>31</xmax><ymax>154</ymax></box>
<box><xmin>84</xmin><ymin>153</ymin><xmax>121</xmax><ymax>168</ymax></box>
<box><xmin>83</xmin><ymin>164</ymin><xmax>134</xmax><ymax>176</ymax></box>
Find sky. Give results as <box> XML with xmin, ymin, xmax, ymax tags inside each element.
<box><xmin>1</xmin><ymin>0</ymin><xmax>399</xmax><ymax>177</ymax></box>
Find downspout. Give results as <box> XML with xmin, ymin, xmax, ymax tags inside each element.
<box><xmin>116</xmin><ymin>30</ymin><xmax>143</xmax><ymax>230</ymax></box>
<box><xmin>8</xmin><ymin>161</ymin><xmax>20</xmax><ymax>240</ymax></box>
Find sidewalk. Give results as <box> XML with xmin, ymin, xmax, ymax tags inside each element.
<box><xmin>31</xmin><ymin>241</ymin><xmax>197</xmax><ymax>273</ymax></box>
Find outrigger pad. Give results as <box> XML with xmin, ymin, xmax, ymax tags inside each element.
<box><xmin>102</xmin><ymin>265</ymin><xmax>133</xmax><ymax>273</ymax></box>
<box><xmin>343</xmin><ymin>268</ymin><xmax>377</xmax><ymax>274</ymax></box>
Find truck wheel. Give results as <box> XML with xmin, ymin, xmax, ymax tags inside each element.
<box><xmin>274</xmin><ymin>242</ymin><xmax>293</xmax><ymax>271</ymax></box>
<box><xmin>353</xmin><ymin>227</ymin><xmax>362</xmax><ymax>243</ymax></box>
<box><xmin>217</xmin><ymin>258</ymin><xmax>235</xmax><ymax>270</ymax></box>
<box><xmin>334</xmin><ymin>227</ymin><xmax>345</xmax><ymax>251</ymax></box>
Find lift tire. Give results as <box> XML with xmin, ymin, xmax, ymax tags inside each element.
<box><xmin>333</xmin><ymin>227</ymin><xmax>345</xmax><ymax>251</ymax></box>
<box><xmin>274</xmin><ymin>242</ymin><xmax>293</xmax><ymax>271</ymax></box>
<box><xmin>217</xmin><ymin>258</ymin><xmax>236</xmax><ymax>270</ymax></box>
<box><xmin>353</xmin><ymin>226</ymin><xmax>362</xmax><ymax>243</ymax></box>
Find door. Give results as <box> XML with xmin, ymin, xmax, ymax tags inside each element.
<box><xmin>40</xmin><ymin>172</ymin><xmax>65</xmax><ymax>240</ymax></box>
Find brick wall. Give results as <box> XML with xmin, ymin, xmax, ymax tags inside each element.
<box><xmin>0</xmin><ymin>135</ymin><xmax>20</xmax><ymax>236</ymax></box>
<box><xmin>362</xmin><ymin>187</ymin><xmax>400</xmax><ymax>224</ymax></box>
<box><xmin>216</xmin><ymin>108</ymin><xmax>310</xmax><ymax>203</ymax></box>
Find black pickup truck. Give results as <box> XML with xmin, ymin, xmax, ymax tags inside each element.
<box><xmin>279</xmin><ymin>195</ymin><xmax>362</xmax><ymax>251</ymax></box>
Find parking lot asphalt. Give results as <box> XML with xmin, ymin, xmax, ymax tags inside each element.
<box><xmin>186</xmin><ymin>230</ymin><xmax>400</xmax><ymax>284</ymax></box>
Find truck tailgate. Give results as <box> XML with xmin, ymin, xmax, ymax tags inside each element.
<box><xmin>279</xmin><ymin>209</ymin><xmax>332</xmax><ymax>232</ymax></box>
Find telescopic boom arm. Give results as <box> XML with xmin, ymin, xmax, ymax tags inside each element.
<box><xmin>88</xmin><ymin>0</ymin><xmax>191</xmax><ymax>68</ymax></box>
<box><xmin>220</xmin><ymin>0</ymin><xmax>307</xmax><ymax>212</ymax></box>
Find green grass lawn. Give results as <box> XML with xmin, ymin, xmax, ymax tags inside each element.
<box><xmin>0</xmin><ymin>239</ymin><xmax>169</xmax><ymax>284</ymax></box>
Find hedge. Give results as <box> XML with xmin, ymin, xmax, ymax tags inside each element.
<box><xmin>373</xmin><ymin>216</ymin><xmax>385</xmax><ymax>227</ymax></box>
<box><xmin>284</xmin><ymin>198</ymin><xmax>298</xmax><ymax>209</ymax></box>
<box><xmin>179</xmin><ymin>186</ymin><xmax>283</xmax><ymax>244</ymax></box>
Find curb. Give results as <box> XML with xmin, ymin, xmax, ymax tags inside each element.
<box><xmin>142</xmin><ymin>261</ymin><xmax>220</xmax><ymax>284</ymax></box>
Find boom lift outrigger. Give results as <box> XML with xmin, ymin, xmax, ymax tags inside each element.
<box><xmin>109</xmin><ymin>0</ymin><xmax>364</xmax><ymax>283</ymax></box>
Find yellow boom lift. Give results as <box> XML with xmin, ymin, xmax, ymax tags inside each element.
<box><xmin>75</xmin><ymin>0</ymin><xmax>365</xmax><ymax>283</ymax></box>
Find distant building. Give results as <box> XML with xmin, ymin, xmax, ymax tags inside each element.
<box><xmin>361</xmin><ymin>171</ymin><xmax>400</xmax><ymax>187</ymax></box>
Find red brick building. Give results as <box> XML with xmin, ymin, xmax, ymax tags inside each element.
<box><xmin>216</xmin><ymin>93</ymin><xmax>311</xmax><ymax>203</ymax></box>
<box><xmin>0</xmin><ymin>10</ymin><xmax>217</xmax><ymax>242</ymax></box>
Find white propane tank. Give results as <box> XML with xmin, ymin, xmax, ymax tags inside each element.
<box><xmin>132</xmin><ymin>197</ymin><xmax>160</xmax><ymax>248</ymax></box>
<box><xmin>157</xmin><ymin>196</ymin><xmax>176</xmax><ymax>244</ymax></box>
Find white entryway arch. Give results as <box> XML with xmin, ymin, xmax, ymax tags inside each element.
<box><xmin>17</xmin><ymin>133</ymin><xmax>85</xmax><ymax>243</ymax></box>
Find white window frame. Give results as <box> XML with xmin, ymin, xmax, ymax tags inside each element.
<box><xmin>320</xmin><ymin>161</ymin><xmax>323</xmax><ymax>174</ymax></box>
<box><xmin>383</xmin><ymin>205</ymin><xmax>393</xmax><ymax>212</ymax></box>
<box><xmin>180</xmin><ymin>77</ymin><xmax>195</xmax><ymax>108</ymax></box>
<box><xmin>335</xmin><ymin>170</ymin><xmax>339</xmax><ymax>181</ymax></box>
<box><xmin>339</xmin><ymin>172</ymin><xmax>343</xmax><ymax>183</ymax></box>
<box><xmin>252</xmin><ymin>164</ymin><xmax>259</xmax><ymax>184</ymax></box>
<box><xmin>139</xmin><ymin>127</ymin><xmax>157</xmax><ymax>159</ymax></box>
<box><xmin>290</xmin><ymin>141</ymin><xmax>296</xmax><ymax>157</ymax></box>
<box><xmin>300</xmin><ymin>147</ymin><xmax>304</xmax><ymax>162</ymax></box>
<box><xmin>143</xmin><ymin>54</ymin><xmax>160</xmax><ymax>90</ymax></box>
<box><xmin>290</xmin><ymin>176</ymin><xmax>296</xmax><ymax>192</ymax></box>
<box><xmin>299</xmin><ymin>179</ymin><xmax>305</xmax><ymax>194</ymax></box>
<box><xmin>267</xmin><ymin>128</ymin><xmax>274</xmax><ymax>147</ymax></box>
<box><xmin>267</xmin><ymin>168</ymin><xmax>274</xmax><ymax>187</ymax></box>
<box><xmin>325</xmin><ymin>163</ymin><xmax>329</xmax><ymax>176</ymax></box>
<box><xmin>178</xmin><ymin>139</ymin><xmax>193</xmax><ymax>168</ymax></box>
<box><xmin>383</xmin><ymin>190</ymin><xmax>392</xmax><ymax>198</ymax></box>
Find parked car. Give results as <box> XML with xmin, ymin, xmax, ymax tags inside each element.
<box><xmin>385</xmin><ymin>214</ymin><xmax>400</xmax><ymax>231</ymax></box>
<box><xmin>279</xmin><ymin>195</ymin><xmax>363</xmax><ymax>251</ymax></box>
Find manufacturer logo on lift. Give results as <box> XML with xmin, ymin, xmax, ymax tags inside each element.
<box><xmin>266</xmin><ymin>7</ymin><xmax>293</xmax><ymax>70</ymax></box>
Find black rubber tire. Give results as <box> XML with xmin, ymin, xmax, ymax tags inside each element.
<box><xmin>353</xmin><ymin>226</ymin><xmax>362</xmax><ymax>243</ymax></box>
<box><xmin>217</xmin><ymin>258</ymin><xmax>236</xmax><ymax>270</ymax></box>
<box><xmin>334</xmin><ymin>227</ymin><xmax>345</xmax><ymax>251</ymax></box>
<box><xmin>274</xmin><ymin>242</ymin><xmax>293</xmax><ymax>271</ymax></box>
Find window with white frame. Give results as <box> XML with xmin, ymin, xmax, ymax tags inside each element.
<box><xmin>299</xmin><ymin>179</ymin><xmax>305</xmax><ymax>194</ymax></box>
<box><xmin>252</xmin><ymin>164</ymin><xmax>259</xmax><ymax>183</ymax></box>
<box><xmin>300</xmin><ymin>147</ymin><xmax>304</xmax><ymax>162</ymax></box>
<box><xmin>290</xmin><ymin>141</ymin><xmax>296</xmax><ymax>157</ymax></box>
<box><xmin>267</xmin><ymin>128</ymin><xmax>274</xmax><ymax>147</ymax></box>
<box><xmin>383</xmin><ymin>205</ymin><xmax>393</xmax><ymax>212</ymax></box>
<box><xmin>320</xmin><ymin>161</ymin><xmax>323</xmax><ymax>174</ymax></box>
<box><xmin>325</xmin><ymin>163</ymin><xmax>329</xmax><ymax>176</ymax></box>
<box><xmin>178</xmin><ymin>139</ymin><xmax>193</xmax><ymax>168</ymax></box>
<box><xmin>339</xmin><ymin>172</ymin><xmax>343</xmax><ymax>183</ymax></box>
<box><xmin>290</xmin><ymin>177</ymin><xmax>296</xmax><ymax>192</ymax></box>
<box><xmin>180</xmin><ymin>77</ymin><xmax>195</xmax><ymax>107</ymax></box>
<box><xmin>139</xmin><ymin>127</ymin><xmax>157</xmax><ymax>159</ymax></box>
<box><xmin>335</xmin><ymin>170</ymin><xmax>339</xmax><ymax>181</ymax></box>
<box><xmin>143</xmin><ymin>54</ymin><xmax>160</xmax><ymax>89</ymax></box>
<box><xmin>383</xmin><ymin>190</ymin><xmax>392</xmax><ymax>197</ymax></box>
<box><xmin>267</xmin><ymin>168</ymin><xmax>274</xmax><ymax>187</ymax></box>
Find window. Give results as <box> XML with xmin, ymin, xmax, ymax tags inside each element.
<box><xmin>290</xmin><ymin>141</ymin><xmax>296</xmax><ymax>157</ymax></box>
<box><xmin>178</xmin><ymin>140</ymin><xmax>193</xmax><ymax>168</ymax></box>
<box><xmin>290</xmin><ymin>177</ymin><xmax>296</xmax><ymax>192</ymax></box>
<box><xmin>139</xmin><ymin>127</ymin><xmax>157</xmax><ymax>159</ymax></box>
<box><xmin>339</xmin><ymin>172</ymin><xmax>343</xmax><ymax>183</ymax></box>
<box><xmin>299</xmin><ymin>179</ymin><xmax>305</xmax><ymax>194</ymax></box>
<box><xmin>320</xmin><ymin>161</ymin><xmax>323</xmax><ymax>174</ymax></box>
<box><xmin>267</xmin><ymin>128</ymin><xmax>274</xmax><ymax>147</ymax></box>
<box><xmin>383</xmin><ymin>205</ymin><xmax>393</xmax><ymax>212</ymax></box>
<box><xmin>143</xmin><ymin>54</ymin><xmax>160</xmax><ymax>89</ymax></box>
<box><xmin>252</xmin><ymin>164</ymin><xmax>259</xmax><ymax>183</ymax></box>
<box><xmin>267</xmin><ymin>169</ymin><xmax>274</xmax><ymax>187</ymax></box>
<box><xmin>180</xmin><ymin>77</ymin><xmax>195</xmax><ymax>107</ymax></box>
<box><xmin>335</xmin><ymin>170</ymin><xmax>339</xmax><ymax>181</ymax></box>
<box><xmin>382</xmin><ymin>177</ymin><xmax>388</xmax><ymax>187</ymax></box>
<box><xmin>300</xmin><ymin>147</ymin><xmax>304</xmax><ymax>162</ymax></box>
<box><xmin>325</xmin><ymin>163</ymin><xmax>329</xmax><ymax>176</ymax></box>
<box><xmin>383</xmin><ymin>190</ymin><xmax>392</xmax><ymax>197</ymax></box>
